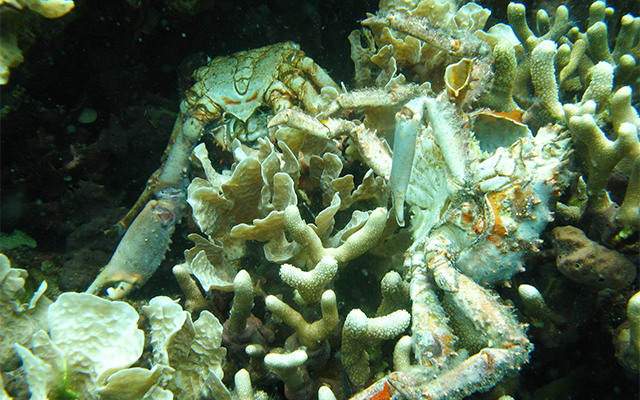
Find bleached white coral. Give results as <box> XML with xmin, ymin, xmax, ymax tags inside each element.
<box><xmin>143</xmin><ymin>296</ymin><xmax>231</xmax><ymax>400</ymax></box>
<box><xmin>0</xmin><ymin>254</ymin><xmax>50</xmax><ymax>368</ymax></box>
<box><xmin>15</xmin><ymin>292</ymin><xmax>168</xmax><ymax>399</ymax></box>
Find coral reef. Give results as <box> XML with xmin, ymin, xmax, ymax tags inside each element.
<box><xmin>614</xmin><ymin>291</ymin><xmax>640</xmax><ymax>373</ymax></box>
<box><xmin>2</xmin><ymin>0</ymin><xmax>639</xmax><ymax>399</ymax></box>
<box><xmin>0</xmin><ymin>254</ymin><xmax>50</xmax><ymax>368</ymax></box>
<box><xmin>341</xmin><ymin>309</ymin><xmax>410</xmax><ymax>385</ymax></box>
<box><xmin>493</xmin><ymin>1</ymin><xmax>640</xmax><ymax>238</ymax></box>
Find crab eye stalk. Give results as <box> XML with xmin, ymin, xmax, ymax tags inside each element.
<box><xmin>186</xmin><ymin>89</ymin><xmax>199</xmax><ymax>104</ymax></box>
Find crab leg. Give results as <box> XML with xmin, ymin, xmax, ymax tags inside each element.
<box><xmin>391</xmin><ymin>244</ymin><xmax>532</xmax><ymax>399</ymax></box>
<box><xmin>352</xmin><ymin>236</ymin><xmax>532</xmax><ymax>400</ymax></box>
<box><xmin>318</xmin><ymin>84</ymin><xmax>424</xmax><ymax>119</ymax></box>
<box><xmin>409</xmin><ymin>254</ymin><xmax>457</xmax><ymax>370</ymax></box>
<box><xmin>106</xmin><ymin>115</ymin><xmax>186</xmax><ymax>237</ymax></box>
<box><xmin>87</xmin><ymin>112</ymin><xmax>206</xmax><ymax>299</ymax></box>
<box><xmin>268</xmin><ymin>108</ymin><xmax>356</xmax><ymax>139</ymax></box>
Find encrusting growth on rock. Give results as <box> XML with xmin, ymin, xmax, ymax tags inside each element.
<box><xmin>552</xmin><ymin>226</ymin><xmax>636</xmax><ymax>291</ymax></box>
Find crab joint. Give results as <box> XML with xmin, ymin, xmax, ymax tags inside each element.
<box><xmin>390</xmin><ymin>97</ymin><xmax>425</xmax><ymax>226</ymax></box>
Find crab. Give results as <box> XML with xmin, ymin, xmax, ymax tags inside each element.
<box><xmin>184</xmin><ymin>41</ymin><xmax>340</xmax><ymax>147</ymax></box>
<box><xmin>87</xmin><ymin>42</ymin><xmax>340</xmax><ymax>299</ymax></box>
<box><xmin>262</xmin><ymin>10</ymin><xmax>571</xmax><ymax>395</ymax></box>
<box><xmin>271</xmin><ymin>87</ymin><xmax>572</xmax><ymax>399</ymax></box>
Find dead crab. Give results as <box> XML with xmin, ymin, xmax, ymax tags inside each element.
<box><xmin>87</xmin><ymin>42</ymin><xmax>340</xmax><ymax>299</ymax></box>
<box><xmin>271</xmin><ymin>89</ymin><xmax>572</xmax><ymax>399</ymax></box>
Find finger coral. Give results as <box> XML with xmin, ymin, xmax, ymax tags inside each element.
<box><xmin>341</xmin><ymin>309</ymin><xmax>411</xmax><ymax>385</ymax></box>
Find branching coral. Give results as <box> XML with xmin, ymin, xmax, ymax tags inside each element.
<box><xmin>341</xmin><ymin>309</ymin><xmax>411</xmax><ymax>385</ymax></box>
<box><xmin>233</xmin><ymin>368</ymin><xmax>269</xmax><ymax>400</ymax></box>
<box><xmin>265</xmin><ymin>290</ymin><xmax>339</xmax><ymax>350</ymax></box>
<box><xmin>263</xmin><ymin>349</ymin><xmax>309</xmax><ymax>393</ymax></box>
<box><xmin>480</xmin><ymin>1</ymin><xmax>640</xmax><ymax>235</ymax></box>
<box><xmin>227</xmin><ymin>270</ymin><xmax>256</xmax><ymax>335</ymax></box>
<box><xmin>279</xmin><ymin>256</ymin><xmax>338</xmax><ymax>305</ymax></box>
<box><xmin>507</xmin><ymin>3</ymin><xmax>571</xmax><ymax>52</ymax></box>
<box><xmin>376</xmin><ymin>270</ymin><xmax>410</xmax><ymax>317</ymax></box>
<box><xmin>284</xmin><ymin>203</ymin><xmax>388</xmax><ymax>266</ymax></box>
<box><xmin>564</xmin><ymin>93</ymin><xmax>640</xmax><ymax>235</ymax></box>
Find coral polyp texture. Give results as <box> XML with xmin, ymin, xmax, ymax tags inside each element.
<box><xmin>2</xmin><ymin>1</ymin><xmax>639</xmax><ymax>400</ymax></box>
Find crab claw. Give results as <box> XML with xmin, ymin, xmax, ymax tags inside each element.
<box><xmin>86</xmin><ymin>196</ymin><xmax>181</xmax><ymax>300</ymax></box>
